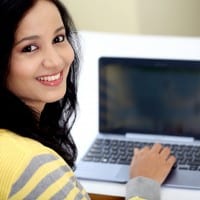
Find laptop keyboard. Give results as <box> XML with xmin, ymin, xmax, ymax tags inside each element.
<box><xmin>82</xmin><ymin>138</ymin><xmax>200</xmax><ymax>171</ymax></box>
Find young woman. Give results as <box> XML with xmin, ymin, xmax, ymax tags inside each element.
<box><xmin>0</xmin><ymin>0</ymin><xmax>176</xmax><ymax>199</ymax></box>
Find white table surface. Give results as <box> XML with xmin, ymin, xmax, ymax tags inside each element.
<box><xmin>79</xmin><ymin>179</ymin><xmax>200</xmax><ymax>200</ymax></box>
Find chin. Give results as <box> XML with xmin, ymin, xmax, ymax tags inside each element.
<box><xmin>45</xmin><ymin>92</ymin><xmax>66</xmax><ymax>103</ymax></box>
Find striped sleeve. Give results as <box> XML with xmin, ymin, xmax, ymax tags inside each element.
<box><xmin>128</xmin><ymin>197</ymin><xmax>146</xmax><ymax>200</ymax></box>
<box><xmin>126</xmin><ymin>177</ymin><xmax>160</xmax><ymax>200</ymax></box>
<box><xmin>8</xmin><ymin>153</ymin><xmax>90</xmax><ymax>200</ymax></box>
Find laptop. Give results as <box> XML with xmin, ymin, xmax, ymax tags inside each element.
<box><xmin>75</xmin><ymin>56</ymin><xmax>200</xmax><ymax>189</ymax></box>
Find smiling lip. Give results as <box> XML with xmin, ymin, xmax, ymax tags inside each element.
<box><xmin>36</xmin><ymin>71</ymin><xmax>63</xmax><ymax>86</ymax></box>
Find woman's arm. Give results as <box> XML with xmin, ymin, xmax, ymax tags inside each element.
<box><xmin>126</xmin><ymin>143</ymin><xmax>176</xmax><ymax>200</ymax></box>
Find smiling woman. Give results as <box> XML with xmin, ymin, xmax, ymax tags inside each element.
<box><xmin>0</xmin><ymin>0</ymin><xmax>81</xmax><ymax>198</ymax></box>
<box><xmin>8</xmin><ymin>1</ymin><xmax>74</xmax><ymax>112</ymax></box>
<box><xmin>0</xmin><ymin>0</ymin><xmax>175</xmax><ymax>200</ymax></box>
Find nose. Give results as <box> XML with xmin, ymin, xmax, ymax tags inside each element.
<box><xmin>41</xmin><ymin>46</ymin><xmax>63</xmax><ymax>68</ymax></box>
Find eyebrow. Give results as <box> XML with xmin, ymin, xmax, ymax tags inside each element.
<box><xmin>15</xmin><ymin>26</ymin><xmax>65</xmax><ymax>46</ymax></box>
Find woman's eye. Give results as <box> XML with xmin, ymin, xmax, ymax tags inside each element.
<box><xmin>53</xmin><ymin>35</ymin><xmax>65</xmax><ymax>44</ymax></box>
<box><xmin>22</xmin><ymin>45</ymin><xmax>37</xmax><ymax>53</ymax></box>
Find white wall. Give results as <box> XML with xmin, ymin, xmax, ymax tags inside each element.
<box><xmin>62</xmin><ymin>0</ymin><xmax>200</xmax><ymax>36</ymax></box>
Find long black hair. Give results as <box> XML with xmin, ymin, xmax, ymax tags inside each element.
<box><xmin>0</xmin><ymin>0</ymin><xmax>80</xmax><ymax>169</ymax></box>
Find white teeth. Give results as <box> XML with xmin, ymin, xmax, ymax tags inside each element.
<box><xmin>37</xmin><ymin>72</ymin><xmax>61</xmax><ymax>81</ymax></box>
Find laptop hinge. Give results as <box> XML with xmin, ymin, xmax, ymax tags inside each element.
<box><xmin>125</xmin><ymin>133</ymin><xmax>194</xmax><ymax>143</ymax></box>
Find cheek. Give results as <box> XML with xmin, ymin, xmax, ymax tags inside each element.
<box><xmin>61</xmin><ymin>45</ymin><xmax>75</xmax><ymax>78</ymax></box>
<box><xmin>7</xmin><ymin>70</ymin><xmax>24</xmax><ymax>95</ymax></box>
<box><xmin>8</xmin><ymin>64</ymin><xmax>30</xmax><ymax>81</ymax></box>
<box><xmin>7</xmin><ymin>60</ymin><xmax>35</xmax><ymax>92</ymax></box>
<box><xmin>67</xmin><ymin>47</ymin><xmax>75</xmax><ymax>71</ymax></box>
<box><xmin>64</xmin><ymin>42</ymin><xmax>75</xmax><ymax>65</ymax></box>
<box><xmin>69</xmin><ymin>46</ymin><xmax>75</xmax><ymax>62</ymax></box>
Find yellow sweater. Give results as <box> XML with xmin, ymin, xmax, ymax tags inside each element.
<box><xmin>0</xmin><ymin>130</ymin><xmax>146</xmax><ymax>200</ymax></box>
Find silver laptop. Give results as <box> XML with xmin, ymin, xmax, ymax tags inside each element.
<box><xmin>75</xmin><ymin>56</ymin><xmax>200</xmax><ymax>189</ymax></box>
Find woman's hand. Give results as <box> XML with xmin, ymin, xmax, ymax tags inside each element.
<box><xmin>130</xmin><ymin>143</ymin><xmax>176</xmax><ymax>184</ymax></box>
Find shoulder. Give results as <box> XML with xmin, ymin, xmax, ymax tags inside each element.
<box><xmin>0</xmin><ymin>129</ymin><xmax>67</xmax><ymax>169</ymax></box>
<box><xmin>0</xmin><ymin>129</ymin><xmax>90</xmax><ymax>200</ymax></box>
<box><xmin>0</xmin><ymin>129</ymin><xmax>58</xmax><ymax>156</ymax></box>
<box><xmin>0</xmin><ymin>128</ymin><xmax>58</xmax><ymax>177</ymax></box>
<box><xmin>0</xmin><ymin>129</ymin><xmax>76</xmax><ymax>199</ymax></box>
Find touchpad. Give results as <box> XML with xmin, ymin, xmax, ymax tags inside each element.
<box><xmin>115</xmin><ymin>165</ymin><xmax>130</xmax><ymax>183</ymax></box>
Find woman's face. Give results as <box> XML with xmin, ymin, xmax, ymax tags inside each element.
<box><xmin>7</xmin><ymin>0</ymin><xmax>74</xmax><ymax>113</ymax></box>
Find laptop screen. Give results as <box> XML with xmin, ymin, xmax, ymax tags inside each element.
<box><xmin>99</xmin><ymin>57</ymin><xmax>200</xmax><ymax>139</ymax></box>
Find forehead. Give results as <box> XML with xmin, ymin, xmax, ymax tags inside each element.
<box><xmin>15</xmin><ymin>0</ymin><xmax>64</xmax><ymax>38</ymax></box>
